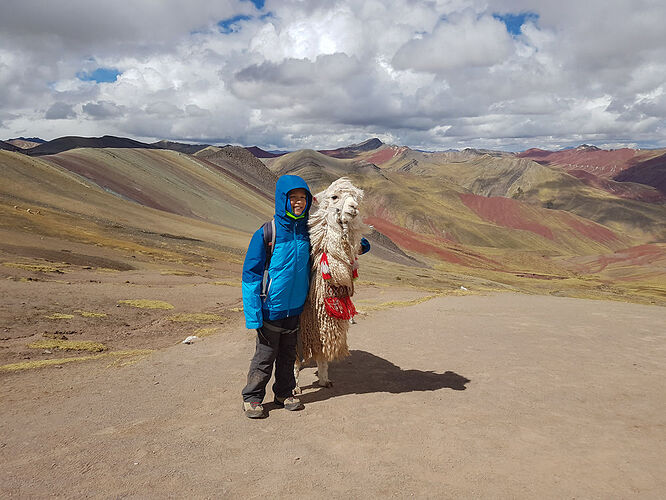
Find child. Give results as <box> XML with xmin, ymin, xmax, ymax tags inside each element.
<box><xmin>241</xmin><ymin>175</ymin><xmax>312</xmax><ymax>418</ymax></box>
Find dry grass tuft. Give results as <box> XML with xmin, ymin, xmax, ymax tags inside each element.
<box><xmin>3</xmin><ymin>262</ymin><xmax>65</xmax><ymax>273</ymax></box>
<box><xmin>0</xmin><ymin>349</ymin><xmax>153</xmax><ymax>372</ymax></box>
<box><xmin>160</xmin><ymin>270</ymin><xmax>195</xmax><ymax>276</ymax></box>
<box><xmin>168</xmin><ymin>313</ymin><xmax>225</xmax><ymax>323</ymax></box>
<box><xmin>76</xmin><ymin>310</ymin><xmax>107</xmax><ymax>318</ymax></box>
<box><xmin>360</xmin><ymin>294</ymin><xmax>443</xmax><ymax>312</ymax></box>
<box><xmin>212</xmin><ymin>281</ymin><xmax>241</xmax><ymax>287</ymax></box>
<box><xmin>117</xmin><ymin>299</ymin><xmax>174</xmax><ymax>309</ymax></box>
<box><xmin>28</xmin><ymin>339</ymin><xmax>108</xmax><ymax>352</ymax></box>
<box><xmin>195</xmin><ymin>327</ymin><xmax>219</xmax><ymax>337</ymax></box>
<box><xmin>45</xmin><ymin>313</ymin><xmax>75</xmax><ymax>319</ymax></box>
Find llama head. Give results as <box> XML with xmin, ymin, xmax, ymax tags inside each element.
<box><xmin>310</xmin><ymin>177</ymin><xmax>368</xmax><ymax>249</ymax></box>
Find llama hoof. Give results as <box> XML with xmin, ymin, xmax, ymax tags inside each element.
<box><xmin>293</xmin><ymin>386</ymin><xmax>302</xmax><ymax>395</ymax></box>
<box><xmin>317</xmin><ymin>380</ymin><xmax>333</xmax><ymax>388</ymax></box>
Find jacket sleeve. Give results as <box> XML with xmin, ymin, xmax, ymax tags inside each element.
<box><xmin>360</xmin><ymin>237</ymin><xmax>371</xmax><ymax>255</ymax></box>
<box><xmin>242</xmin><ymin>229</ymin><xmax>266</xmax><ymax>329</ymax></box>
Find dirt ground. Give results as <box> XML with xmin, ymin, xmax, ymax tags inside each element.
<box><xmin>1</xmin><ymin>270</ymin><xmax>665</xmax><ymax>499</ymax></box>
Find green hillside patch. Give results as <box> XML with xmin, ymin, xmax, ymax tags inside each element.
<box><xmin>168</xmin><ymin>313</ymin><xmax>225</xmax><ymax>323</ymax></box>
<box><xmin>117</xmin><ymin>299</ymin><xmax>174</xmax><ymax>309</ymax></box>
<box><xmin>28</xmin><ymin>339</ymin><xmax>107</xmax><ymax>352</ymax></box>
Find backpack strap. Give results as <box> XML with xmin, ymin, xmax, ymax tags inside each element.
<box><xmin>260</xmin><ymin>218</ymin><xmax>276</xmax><ymax>299</ymax></box>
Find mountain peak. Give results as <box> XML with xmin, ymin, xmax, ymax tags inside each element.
<box><xmin>574</xmin><ymin>144</ymin><xmax>600</xmax><ymax>151</ymax></box>
<box><xmin>354</xmin><ymin>138</ymin><xmax>384</xmax><ymax>149</ymax></box>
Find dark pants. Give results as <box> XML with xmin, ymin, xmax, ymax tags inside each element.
<box><xmin>242</xmin><ymin>316</ymin><xmax>299</xmax><ymax>403</ymax></box>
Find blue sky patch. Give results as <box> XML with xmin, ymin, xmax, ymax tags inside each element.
<box><xmin>218</xmin><ymin>14</ymin><xmax>253</xmax><ymax>33</ymax></box>
<box><xmin>493</xmin><ymin>12</ymin><xmax>539</xmax><ymax>36</ymax></box>
<box><xmin>77</xmin><ymin>68</ymin><xmax>121</xmax><ymax>83</ymax></box>
<box><xmin>242</xmin><ymin>0</ymin><xmax>264</xmax><ymax>9</ymax></box>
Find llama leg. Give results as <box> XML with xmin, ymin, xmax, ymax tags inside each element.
<box><xmin>293</xmin><ymin>359</ymin><xmax>302</xmax><ymax>395</ymax></box>
<box><xmin>316</xmin><ymin>360</ymin><xmax>332</xmax><ymax>388</ymax></box>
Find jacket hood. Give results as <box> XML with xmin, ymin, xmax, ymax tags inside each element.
<box><xmin>274</xmin><ymin>175</ymin><xmax>312</xmax><ymax>222</ymax></box>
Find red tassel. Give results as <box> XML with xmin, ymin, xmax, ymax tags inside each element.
<box><xmin>324</xmin><ymin>296</ymin><xmax>357</xmax><ymax>320</ymax></box>
<box><xmin>321</xmin><ymin>253</ymin><xmax>331</xmax><ymax>280</ymax></box>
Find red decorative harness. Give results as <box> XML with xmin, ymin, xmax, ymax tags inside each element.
<box><xmin>320</xmin><ymin>253</ymin><xmax>358</xmax><ymax>320</ymax></box>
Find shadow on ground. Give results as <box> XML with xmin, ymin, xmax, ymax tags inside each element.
<box><xmin>299</xmin><ymin>349</ymin><xmax>471</xmax><ymax>405</ymax></box>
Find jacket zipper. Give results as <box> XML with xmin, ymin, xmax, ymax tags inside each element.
<box><xmin>287</xmin><ymin>222</ymin><xmax>297</xmax><ymax>316</ymax></box>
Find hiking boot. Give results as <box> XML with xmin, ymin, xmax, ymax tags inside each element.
<box><xmin>243</xmin><ymin>401</ymin><xmax>265</xmax><ymax>419</ymax></box>
<box><xmin>274</xmin><ymin>395</ymin><xmax>304</xmax><ymax>411</ymax></box>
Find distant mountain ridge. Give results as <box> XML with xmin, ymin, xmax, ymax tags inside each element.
<box><xmin>4</xmin><ymin>133</ymin><xmax>664</xmax><ymax>202</ymax></box>
<box><xmin>0</xmin><ymin>140</ymin><xmax>21</xmax><ymax>152</ymax></box>
<box><xmin>244</xmin><ymin>146</ymin><xmax>284</xmax><ymax>158</ymax></box>
<box><xmin>26</xmin><ymin>135</ymin><xmax>159</xmax><ymax>156</ymax></box>
<box><xmin>2</xmin><ymin>134</ymin><xmax>664</xmax><ymax>305</ymax></box>
<box><xmin>150</xmin><ymin>140</ymin><xmax>209</xmax><ymax>155</ymax></box>
<box><xmin>518</xmin><ymin>145</ymin><xmax>666</xmax><ymax>198</ymax></box>
<box><xmin>4</xmin><ymin>134</ymin><xmax>290</xmax><ymax>160</ymax></box>
<box><xmin>319</xmin><ymin>138</ymin><xmax>384</xmax><ymax>158</ymax></box>
<box><xmin>7</xmin><ymin>137</ymin><xmax>46</xmax><ymax>149</ymax></box>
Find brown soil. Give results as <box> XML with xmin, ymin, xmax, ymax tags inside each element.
<box><xmin>517</xmin><ymin>147</ymin><xmax>638</xmax><ymax>177</ymax></box>
<box><xmin>1</xmin><ymin>267</ymin><xmax>664</xmax><ymax>497</ymax></box>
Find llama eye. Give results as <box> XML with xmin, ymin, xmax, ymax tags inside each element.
<box><xmin>331</xmin><ymin>195</ymin><xmax>338</xmax><ymax>200</ymax></box>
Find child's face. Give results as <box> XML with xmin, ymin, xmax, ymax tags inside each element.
<box><xmin>288</xmin><ymin>188</ymin><xmax>308</xmax><ymax>216</ymax></box>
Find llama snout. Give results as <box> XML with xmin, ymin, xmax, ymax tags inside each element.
<box><xmin>341</xmin><ymin>199</ymin><xmax>358</xmax><ymax>220</ymax></box>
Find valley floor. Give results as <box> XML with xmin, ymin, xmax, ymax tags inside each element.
<box><xmin>1</xmin><ymin>290</ymin><xmax>665</xmax><ymax>498</ymax></box>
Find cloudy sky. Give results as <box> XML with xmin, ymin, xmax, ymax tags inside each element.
<box><xmin>1</xmin><ymin>0</ymin><xmax>665</xmax><ymax>151</ymax></box>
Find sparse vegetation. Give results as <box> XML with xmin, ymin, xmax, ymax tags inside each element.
<box><xmin>160</xmin><ymin>270</ymin><xmax>195</xmax><ymax>276</ymax></box>
<box><xmin>359</xmin><ymin>294</ymin><xmax>443</xmax><ymax>312</ymax></box>
<box><xmin>45</xmin><ymin>313</ymin><xmax>75</xmax><ymax>319</ymax></box>
<box><xmin>76</xmin><ymin>310</ymin><xmax>107</xmax><ymax>317</ymax></box>
<box><xmin>213</xmin><ymin>281</ymin><xmax>241</xmax><ymax>287</ymax></box>
<box><xmin>4</xmin><ymin>262</ymin><xmax>65</xmax><ymax>273</ymax></box>
<box><xmin>195</xmin><ymin>327</ymin><xmax>219</xmax><ymax>337</ymax></box>
<box><xmin>0</xmin><ymin>349</ymin><xmax>153</xmax><ymax>372</ymax></box>
<box><xmin>168</xmin><ymin>313</ymin><xmax>225</xmax><ymax>323</ymax></box>
<box><xmin>28</xmin><ymin>339</ymin><xmax>107</xmax><ymax>352</ymax></box>
<box><xmin>117</xmin><ymin>299</ymin><xmax>174</xmax><ymax>309</ymax></box>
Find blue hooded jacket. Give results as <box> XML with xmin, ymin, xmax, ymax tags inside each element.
<box><xmin>241</xmin><ymin>175</ymin><xmax>312</xmax><ymax>329</ymax></box>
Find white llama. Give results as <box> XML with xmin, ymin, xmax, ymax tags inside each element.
<box><xmin>295</xmin><ymin>177</ymin><xmax>369</xmax><ymax>392</ymax></box>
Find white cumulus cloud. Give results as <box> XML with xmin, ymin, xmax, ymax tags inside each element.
<box><xmin>0</xmin><ymin>0</ymin><xmax>664</xmax><ymax>150</ymax></box>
